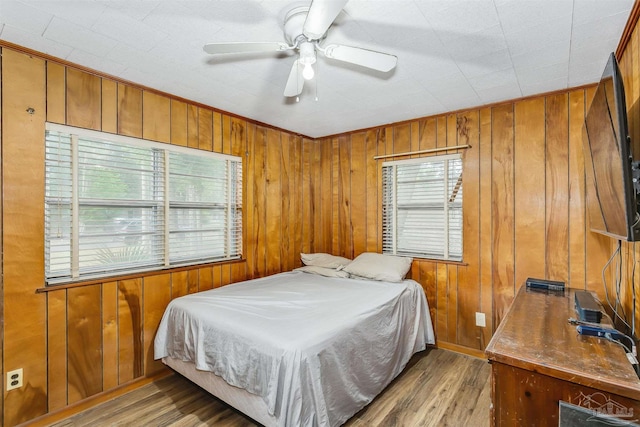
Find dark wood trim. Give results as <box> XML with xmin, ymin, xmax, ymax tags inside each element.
<box><xmin>437</xmin><ymin>341</ymin><xmax>487</xmax><ymax>359</ymax></box>
<box><xmin>36</xmin><ymin>259</ymin><xmax>247</xmax><ymax>293</ymax></box>
<box><xmin>617</xmin><ymin>0</ymin><xmax>640</xmax><ymax>59</ymax></box>
<box><xmin>413</xmin><ymin>258</ymin><xmax>469</xmax><ymax>267</ymax></box>
<box><xmin>0</xmin><ymin>41</ymin><xmax>313</xmax><ymax>140</ymax></box>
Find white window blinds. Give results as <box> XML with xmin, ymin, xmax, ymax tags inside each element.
<box><xmin>45</xmin><ymin>123</ymin><xmax>242</xmax><ymax>284</ymax></box>
<box><xmin>168</xmin><ymin>151</ymin><xmax>242</xmax><ymax>264</ymax></box>
<box><xmin>382</xmin><ymin>154</ymin><xmax>462</xmax><ymax>261</ymax></box>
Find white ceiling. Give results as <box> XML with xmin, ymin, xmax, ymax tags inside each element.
<box><xmin>0</xmin><ymin>0</ymin><xmax>635</xmax><ymax>138</ymax></box>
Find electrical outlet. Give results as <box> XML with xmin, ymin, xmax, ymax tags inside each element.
<box><xmin>475</xmin><ymin>312</ymin><xmax>486</xmax><ymax>328</ymax></box>
<box><xmin>7</xmin><ymin>368</ymin><xmax>23</xmax><ymax>391</ymax></box>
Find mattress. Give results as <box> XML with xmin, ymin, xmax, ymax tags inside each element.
<box><xmin>155</xmin><ymin>271</ymin><xmax>435</xmax><ymax>427</ymax></box>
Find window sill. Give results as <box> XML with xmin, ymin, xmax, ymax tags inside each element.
<box><xmin>36</xmin><ymin>258</ymin><xmax>246</xmax><ymax>293</ymax></box>
<box><xmin>410</xmin><ymin>257</ymin><xmax>468</xmax><ymax>267</ymax></box>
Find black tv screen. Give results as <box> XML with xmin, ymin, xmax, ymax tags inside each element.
<box><xmin>583</xmin><ymin>52</ymin><xmax>640</xmax><ymax>241</ymax></box>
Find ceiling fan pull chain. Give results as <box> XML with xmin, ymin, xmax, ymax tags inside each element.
<box><xmin>315</xmin><ymin>65</ymin><xmax>319</xmax><ymax>101</ymax></box>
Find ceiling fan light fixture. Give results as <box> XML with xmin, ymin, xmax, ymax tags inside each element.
<box><xmin>303</xmin><ymin>63</ymin><xmax>315</xmax><ymax>80</ymax></box>
<box><xmin>299</xmin><ymin>41</ymin><xmax>317</xmax><ymax>80</ymax></box>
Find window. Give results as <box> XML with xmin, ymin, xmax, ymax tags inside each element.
<box><xmin>44</xmin><ymin>123</ymin><xmax>242</xmax><ymax>284</ymax></box>
<box><xmin>382</xmin><ymin>154</ymin><xmax>462</xmax><ymax>261</ymax></box>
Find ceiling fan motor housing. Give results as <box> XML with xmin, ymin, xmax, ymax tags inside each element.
<box><xmin>284</xmin><ymin>6</ymin><xmax>313</xmax><ymax>44</ymax></box>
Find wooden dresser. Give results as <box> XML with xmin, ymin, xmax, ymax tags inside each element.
<box><xmin>485</xmin><ymin>285</ymin><xmax>640</xmax><ymax>426</ymax></box>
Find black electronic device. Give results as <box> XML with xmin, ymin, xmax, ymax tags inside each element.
<box><xmin>574</xmin><ymin>290</ymin><xmax>604</xmax><ymax>323</ymax></box>
<box><xmin>582</xmin><ymin>52</ymin><xmax>640</xmax><ymax>241</ymax></box>
<box><xmin>525</xmin><ymin>277</ymin><xmax>565</xmax><ymax>292</ymax></box>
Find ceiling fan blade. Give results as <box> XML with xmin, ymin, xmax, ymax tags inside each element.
<box><xmin>322</xmin><ymin>44</ymin><xmax>397</xmax><ymax>72</ymax></box>
<box><xmin>284</xmin><ymin>59</ymin><xmax>305</xmax><ymax>97</ymax></box>
<box><xmin>203</xmin><ymin>42</ymin><xmax>290</xmax><ymax>55</ymax></box>
<box><xmin>303</xmin><ymin>0</ymin><xmax>349</xmax><ymax>40</ymax></box>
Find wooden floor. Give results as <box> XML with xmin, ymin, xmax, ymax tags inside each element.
<box><xmin>49</xmin><ymin>349</ymin><xmax>490</xmax><ymax>427</ymax></box>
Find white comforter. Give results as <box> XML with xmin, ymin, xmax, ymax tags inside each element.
<box><xmin>154</xmin><ymin>271</ymin><xmax>435</xmax><ymax>427</ymax></box>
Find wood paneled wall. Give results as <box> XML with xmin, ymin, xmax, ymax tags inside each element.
<box><xmin>311</xmin><ymin>92</ymin><xmax>616</xmax><ymax>352</ymax></box>
<box><xmin>0</xmin><ymin>47</ymin><xmax>314</xmax><ymax>426</ymax></box>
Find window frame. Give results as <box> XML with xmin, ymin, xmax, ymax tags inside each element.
<box><xmin>44</xmin><ymin>123</ymin><xmax>242</xmax><ymax>285</ymax></box>
<box><xmin>382</xmin><ymin>154</ymin><xmax>463</xmax><ymax>262</ymax></box>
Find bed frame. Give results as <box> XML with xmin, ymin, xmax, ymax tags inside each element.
<box><xmin>163</xmin><ymin>356</ymin><xmax>277</xmax><ymax>426</ymax></box>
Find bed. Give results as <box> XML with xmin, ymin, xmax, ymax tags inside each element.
<box><xmin>154</xmin><ymin>264</ymin><xmax>435</xmax><ymax>427</ymax></box>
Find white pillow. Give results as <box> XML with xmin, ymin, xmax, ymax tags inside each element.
<box><xmin>294</xmin><ymin>265</ymin><xmax>350</xmax><ymax>278</ymax></box>
<box><xmin>300</xmin><ymin>252</ymin><xmax>351</xmax><ymax>269</ymax></box>
<box><xmin>342</xmin><ymin>252</ymin><xmax>413</xmax><ymax>282</ymax></box>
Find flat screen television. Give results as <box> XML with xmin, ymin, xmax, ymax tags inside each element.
<box><xmin>583</xmin><ymin>52</ymin><xmax>640</xmax><ymax>241</ymax></box>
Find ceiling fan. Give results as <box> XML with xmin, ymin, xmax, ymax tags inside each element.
<box><xmin>203</xmin><ymin>0</ymin><xmax>398</xmax><ymax>98</ymax></box>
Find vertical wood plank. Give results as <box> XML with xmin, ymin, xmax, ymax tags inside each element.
<box><xmin>420</xmin><ymin>261</ymin><xmax>437</xmax><ymax>333</ymax></box>
<box><xmin>199</xmin><ymin>266</ymin><xmax>214</xmax><ymax>291</ymax></box>
<box><xmin>102</xmin><ymin>281</ymin><xmax>118</xmax><ymax>391</ymax></box>
<box><xmin>170</xmin><ymin>100</ymin><xmax>188</xmax><ymax>147</ymax></box>
<box><xmin>393</xmin><ymin>123</ymin><xmax>411</xmax><ymax>158</ymax></box>
<box><xmin>332</xmin><ymin>138</ymin><xmax>341</xmax><ymax>254</ymax></box>
<box><xmin>212</xmin><ymin>265</ymin><xmax>223</xmax><ymax>288</ymax></box>
<box><xmin>436</xmin><ymin>263</ymin><xmax>448</xmax><ymax>340</ymax></box>
<box><xmin>385</xmin><ymin>126</ymin><xmax>394</xmax><ymax>156</ymax></box>
<box><xmin>101</xmin><ymin>80</ymin><xmax>118</xmax><ymax>134</ymax></box>
<box><xmin>2</xmin><ymin>49</ymin><xmax>48</xmax><ymax>426</ymax></box>
<box><xmin>447</xmin><ymin>264</ymin><xmax>458</xmax><ymax>343</ymax></box>
<box><xmin>514</xmin><ymin>98</ymin><xmax>546</xmax><ymax>286</ymax></box>
<box><xmin>351</xmin><ymin>133</ymin><xmax>367</xmax><ymax>257</ymax></box>
<box><xmin>221</xmin><ymin>114</ymin><xmax>231</xmax><ymax>155</ymax></box>
<box><xmin>281</xmin><ymin>132</ymin><xmax>291</xmax><ymax>271</ymax></box>
<box><xmin>447</xmin><ymin>114</ymin><xmax>457</xmax><ymax>148</ymax></box>
<box><xmin>118</xmin><ymin>279</ymin><xmax>143</xmax><ymax>384</ymax></box>
<box><xmin>245</xmin><ymin>123</ymin><xmax>257</xmax><ymax>278</ymax></box>
<box><xmin>142</xmin><ymin>91</ymin><xmax>170</xmax><ymax>143</ymax></box>
<box><xmin>198</xmin><ymin>108</ymin><xmax>213</xmax><ymax>152</ymax></box>
<box><xmin>436</xmin><ymin>116</ymin><xmax>447</xmax><ymax>148</ymax></box>
<box><xmin>290</xmin><ymin>135</ymin><xmax>303</xmax><ymax>266</ymax></box>
<box><xmin>66</xmin><ymin>68</ymin><xmax>101</xmax><ymax>130</ymax></box>
<box><xmin>117</xmin><ymin>84</ymin><xmax>142</xmax><ymax>138</ymax></box>
<box><xmin>338</xmin><ymin>136</ymin><xmax>352</xmax><ymax>258</ymax></box>
<box><xmin>311</xmin><ymin>139</ymin><xmax>322</xmax><ymax>253</ymax></box>
<box><xmin>231</xmin><ymin>118</ymin><xmax>247</xmax><ymax>278</ymax></box>
<box><xmin>568</xmin><ymin>89</ymin><xmax>587</xmax><ymax>289</ymax></box>
<box><xmin>143</xmin><ymin>274</ymin><xmax>171</xmax><ymax>376</ymax></box>
<box><xmin>419</xmin><ymin>118</ymin><xmax>437</xmax><ymax>151</ymax></box>
<box><xmin>410</xmin><ymin>121</ymin><xmax>420</xmax><ymax>157</ymax></box>
<box><xmin>67</xmin><ymin>285</ymin><xmax>103</xmax><ymax>404</ymax></box>
<box><xmin>265</xmin><ymin>129</ymin><xmax>282</xmax><ymax>274</ymax></box>
<box><xmin>302</xmin><ymin>137</ymin><xmax>313</xmax><ymax>255</ymax></box>
<box><xmin>221</xmin><ymin>264</ymin><xmax>232</xmax><ymax>286</ymax></box>
<box><xmin>187</xmin><ymin>270</ymin><xmax>199</xmax><ymax>294</ymax></box>
<box><xmin>545</xmin><ymin>93</ymin><xmax>570</xmax><ymax>282</ymax></box>
<box><xmin>321</xmin><ymin>138</ymin><xmax>333</xmax><ymax>252</ymax></box>
<box><xmin>457</xmin><ymin>111</ymin><xmax>481</xmax><ymax>349</ymax></box>
<box><xmin>187</xmin><ymin>105</ymin><xmax>199</xmax><ymax>149</ymax></box>
<box><xmin>47</xmin><ymin>290</ymin><xmax>67</xmax><ymax>411</ymax></box>
<box><xmin>254</xmin><ymin>127</ymin><xmax>267</xmax><ymax>277</ymax></box>
<box><xmin>365</xmin><ymin>130</ymin><xmax>379</xmax><ymax>253</ymax></box>
<box><xmin>46</xmin><ymin>62</ymin><xmax>66</xmax><ymax>124</ymax></box>
<box><xmin>492</xmin><ymin>104</ymin><xmax>515</xmax><ymax>328</ymax></box>
<box><xmin>213</xmin><ymin>111</ymin><xmax>224</xmax><ymax>153</ymax></box>
<box><xmin>171</xmin><ymin>271</ymin><xmax>189</xmax><ymax>299</ymax></box>
<box><xmin>479</xmin><ymin>107</ymin><xmax>494</xmax><ymax>346</ymax></box>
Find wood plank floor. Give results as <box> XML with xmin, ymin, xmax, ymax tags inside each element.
<box><xmin>48</xmin><ymin>349</ymin><xmax>490</xmax><ymax>427</ymax></box>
